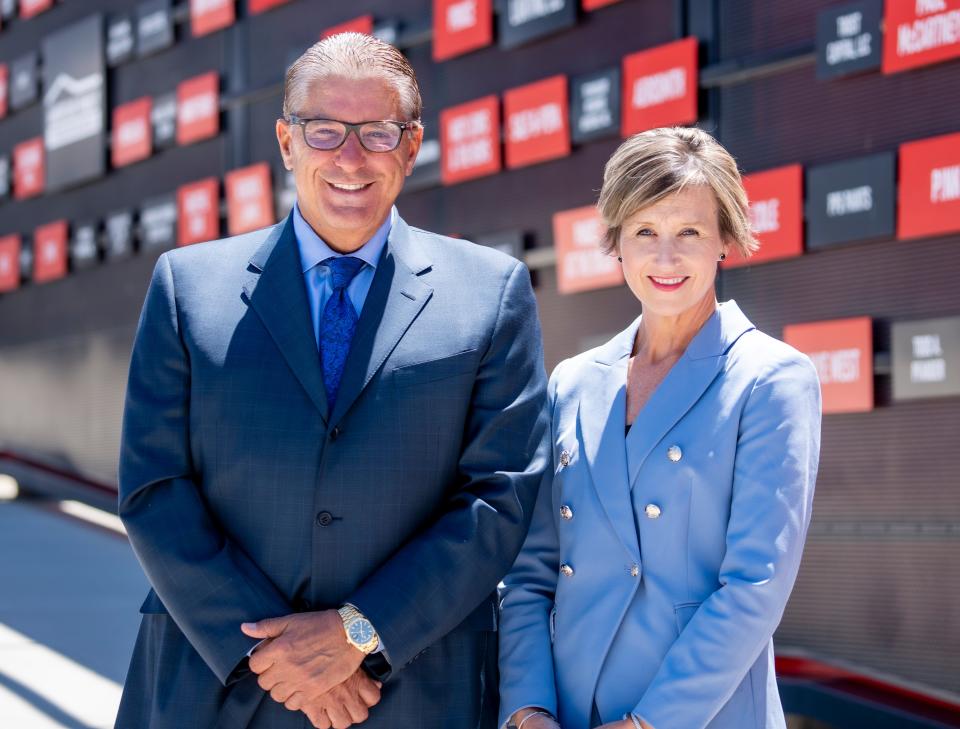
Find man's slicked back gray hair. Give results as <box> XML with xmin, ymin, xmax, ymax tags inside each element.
<box><xmin>283</xmin><ymin>32</ymin><xmax>422</xmax><ymax>121</ymax></box>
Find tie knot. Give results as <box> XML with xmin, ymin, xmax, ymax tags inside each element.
<box><xmin>323</xmin><ymin>256</ymin><xmax>365</xmax><ymax>290</ymax></box>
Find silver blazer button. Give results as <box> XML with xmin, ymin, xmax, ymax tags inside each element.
<box><xmin>667</xmin><ymin>445</ymin><xmax>682</xmax><ymax>462</ymax></box>
<box><xmin>559</xmin><ymin>449</ymin><xmax>571</xmax><ymax>467</ymax></box>
<box><xmin>560</xmin><ymin>505</ymin><xmax>573</xmax><ymax>520</ymax></box>
<box><xmin>645</xmin><ymin>504</ymin><xmax>662</xmax><ymax>519</ymax></box>
<box><xmin>559</xmin><ymin>563</ymin><xmax>575</xmax><ymax>577</ymax></box>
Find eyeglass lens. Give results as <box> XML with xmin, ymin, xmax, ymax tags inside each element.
<box><xmin>302</xmin><ymin>120</ymin><xmax>402</xmax><ymax>152</ymax></box>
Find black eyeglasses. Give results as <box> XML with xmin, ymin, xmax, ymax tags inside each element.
<box><xmin>285</xmin><ymin>116</ymin><xmax>421</xmax><ymax>152</ymax></box>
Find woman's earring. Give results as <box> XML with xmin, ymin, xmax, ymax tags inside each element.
<box><xmin>718</xmin><ymin>252</ymin><xmax>726</xmax><ymax>262</ymax></box>
<box><xmin>617</xmin><ymin>256</ymin><xmax>623</xmax><ymax>262</ymax></box>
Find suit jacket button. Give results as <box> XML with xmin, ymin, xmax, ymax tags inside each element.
<box><xmin>559</xmin><ymin>563</ymin><xmax>574</xmax><ymax>577</ymax></box>
<box><xmin>316</xmin><ymin>511</ymin><xmax>334</xmax><ymax>527</ymax></box>
<box><xmin>645</xmin><ymin>504</ymin><xmax>662</xmax><ymax>519</ymax></box>
<box><xmin>630</xmin><ymin>563</ymin><xmax>640</xmax><ymax>577</ymax></box>
<box><xmin>667</xmin><ymin>445</ymin><xmax>682</xmax><ymax>462</ymax></box>
<box><xmin>559</xmin><ymin>450</ymin><xmax>571</xmax><ymax>467</ymax></box>
<box><xmin>330</xmin><ymin>426</ymin><xmax>341</xmax><ymax>441</ymax></box>
<box><xmin>560</xmin><ymin>505</ymin><xmax>573</xmax><ymax>520</ymax></box>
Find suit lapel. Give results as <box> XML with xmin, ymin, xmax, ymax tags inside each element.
<box><xmin>579</xmin><ymin>321</ymin><xmax>641</xmax><ymax>563</ymax></box>
<box><xmin>625</xmin><ymin>355</ymin><xmax>727</xmax><ymax>488</ymax></box>
<box><xmin>242</xmin><ymin>214</ymin><xmax>330</xmax><ymax>422</ymax></box>
<box><xmin>329</xmin><ymin>217</ymin><xmax>433</xmax><ymax>427</ymax></box>
<box><xmin>626</xmin><ymin>301</ymin><xmax>755</xmax><ymax>488</ymax></box>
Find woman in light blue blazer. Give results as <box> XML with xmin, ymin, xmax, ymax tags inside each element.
<box><xmin>499</xmin><ymin>127</ymin><xmax>822</xmax><ymax>729</ymax></box>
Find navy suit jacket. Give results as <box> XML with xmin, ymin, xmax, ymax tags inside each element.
<box><xmin>116</xmin><ymin>212</ymin><xmax>549</xmax><ymax>729</ymax></box>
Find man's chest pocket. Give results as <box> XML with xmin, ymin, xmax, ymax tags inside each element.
<box><xmin>391</xmin><ymin>348</ymin><xmax>480</xmax><ymax>389</ymax></box>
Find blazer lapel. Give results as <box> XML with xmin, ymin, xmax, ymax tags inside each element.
<box><xmin>242</xmin><ymin>214</ymin><xmax>329</xmax><ymax>422</ymax></box>
<box><xmin>626</xmin><ymin>301</ymin><xmax>755</xmax><ymax>488</ymax></box>
<box><xmin>329</xmin><ymin>216</ymin><xmax>433</xmax><ymax>427</ymax></box>
<box><xmin>579</xmin><ymin>320</ymin><xmax>642</xmax><ymax>563</ymax></box>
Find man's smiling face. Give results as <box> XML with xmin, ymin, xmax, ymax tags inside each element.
<box><xmin>276</xmin><ymin>74</ymin><xmax>422</xmax><ymax>253</ymax></box>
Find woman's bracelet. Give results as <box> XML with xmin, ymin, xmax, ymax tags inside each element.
<box><xmin>623</xmin><ymin>713</ymin><xmax>644</xmax><ymax>729</ymax></box>
<box><xmin>517</xmin><ymin>710</ymin><xmax>554</xmax><ymax>729</ymax></box>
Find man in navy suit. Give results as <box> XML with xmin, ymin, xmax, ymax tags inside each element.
<box><xmin>116</xmin><ymin>32</ymin><xmax>548</xmax><ymax>729</ymax></box>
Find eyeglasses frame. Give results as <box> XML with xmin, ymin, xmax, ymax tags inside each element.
<box><xmin>283</xmin><ymin>115</ymin><xmax>422</xmax><ymax>152</ymax></box>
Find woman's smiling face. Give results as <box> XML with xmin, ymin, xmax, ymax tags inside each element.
<box><xmin>618</xmin><ymin>184</ymin><xmax>728</xmax><ymax>318</ymax></box>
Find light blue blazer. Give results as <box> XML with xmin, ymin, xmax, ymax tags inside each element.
<box><xmin>498</xmin><ymin>301</ymin><xmax>822</xmax><ymax>729</ymax></box>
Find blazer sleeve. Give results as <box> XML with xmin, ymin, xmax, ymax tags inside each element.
<box><xmin>118</xmin><ymin>253</ymin><xmax>291</xmax><ymax>685</ymax></box>
<box><xmin>632</xmin><ymin>354</ymin><xmax>822</xmax><ymax>729</ymax></box>
<box><xmin>346</xmin><ymin>260</ymin><xmax>550</xmax><ymax>678</ymax></box>
<box><xmin>496</xmin><ymin>363</ymin><xmax>564</xmax><ymax>728</ymax></box>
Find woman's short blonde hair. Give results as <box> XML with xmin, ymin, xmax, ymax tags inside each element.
<box><xmin>597</xmin><ymin>127</ymin><xmax>758</xmax><ymax>258</ymax></box>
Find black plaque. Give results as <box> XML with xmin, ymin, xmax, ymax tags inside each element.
<box><xmin>105</xmin><ymin>209</ymin><xmax>136</xmax><ymax>259</ymax></box>
<box><xmin>571</xmin><ymin>67</ymin><xmax>620</xmax><ymax>143</ymax></box>
<box><xmin>42</xmin><ymin>15</ymin><xmax>106</xmax><ymax>191</ymax></box>
<box><xmin>816</xmin><ymin>0</ymin><xmax>882</xmax><ymax>80</ymax></box>
<box><xmin>474</xmin><ymin>230</ymin><xmax>525</xmax><ymax>260</ymax></box>
<box><xmin>70</xmin><ymin>221</ymin><xmax>101</xmax><ymax>269</ymax></box>
<box><xmin>805</xmin><ymin>152</ymin><xmax>894</xmax><ymax>249</ymax></box>
<box><xmin>107</xmin><ymin>13</ymin><xmax>137</xmax><ymax>66</ymax></box>
<box><xmin>10</xmin><ymin>52</ymin><xmax>39</xmax><ymax>111</ymax></box>
<box><xmin>892</xmin><ymin>316</ymin><xmax>960</xmax><ymax>401</ymax></box>
<box><xmin>151</xmin><ymin>91</ymin><xmax>177</xmax><ymax>149</ymax></box>
<box><xmin>498</xmin><ymin>0</ymin><xmax>577</xmax><ymax>50</ymax></box>
<box><xmin>18</xmin><ymin>240</ymin><xmax>33</xmax><ymax>283</ymax></box>
<box><xmin>137</xmin><ymin>0</ymin><xmax>174</xmax><ymax>58</ymax></box>
<box><xmin>139</xmin><ymin>194</ymin><xmax>177</xmax><ymax>249</ymax></box>
<box><xmin>0</xmin><ymin>154</ymin><xmax>9</xmax><ymax>200</ymax></box>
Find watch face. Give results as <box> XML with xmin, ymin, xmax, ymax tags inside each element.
<box><xmin>349</xmin><ymin>619</ymin><xmax>374</xmax><ymax>645</ymax></box>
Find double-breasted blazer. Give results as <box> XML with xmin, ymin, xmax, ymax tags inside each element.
<box><xmin>498</xmin><ymin>301</ymin><xmax>821</xmax><ymax>729</ymax></box>
<box><xmin>116</xmin><ymin>212</ymin><xmax>549</xmax><ymax>729</ymax></box>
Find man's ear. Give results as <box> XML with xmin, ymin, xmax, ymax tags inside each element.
<box><xmin>276</xmin><ymin>118</ymin><xmax>294</xmax><ymax>171</ymax></box>
<box><xmin>403</xmin><ymin>124</ymin><xmax>424</xmax><ymax>177</ymax></box>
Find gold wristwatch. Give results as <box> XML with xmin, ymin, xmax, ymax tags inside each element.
<box><xmin>337</xmin><ymin>604</ymin><xmax>380</xmax><ymax>654</ymax></box>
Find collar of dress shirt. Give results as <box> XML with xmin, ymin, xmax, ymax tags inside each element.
<box><xmin>293</xmin><ymin>203</ymin><xmax>394</xmax><ymax>274</ymax></box>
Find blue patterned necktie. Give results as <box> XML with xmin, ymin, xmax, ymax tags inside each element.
<box><xmin>319</xmin><ymin>255</ymin><xmax>365</xmax><ymax>409</ymax></box>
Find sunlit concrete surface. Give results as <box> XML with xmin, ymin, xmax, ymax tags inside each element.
<box><xmin>0</xmin><ymin>499</ymin><xmax>148</xmax><ymax>728</ymax></box>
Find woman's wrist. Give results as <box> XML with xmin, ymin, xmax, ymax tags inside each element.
<box><xmin>509</xmin><ymin>707</ymin><xmax>555</xmax><ymax>728</ymax></box>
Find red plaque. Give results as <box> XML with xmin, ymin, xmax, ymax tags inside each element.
<box><xmin>33</xmin><ymin>221</ymin><xmax>68</xmax><ymax>284</ymax></box>
<box><xmin>504</xmin><ymin>75</ymin><xmax>570</xmax><ymax>169</ymax></box>
<box><xmin>622</xmin><ymin>37</ymin><xmax>698</xmax><ymax>137</ymax></box>
<box><xmin>440</xmin><ymin>95</ymin><xmax>501</xmax><ymax>185</ymax></box>
<box><xmin>178</xmin><ymin>178</ymin><xmax>220</xmax><ymax>246</ymax></box>
<box><xmin>724</xmin><ymin>164</ymin><xmax>804</xmax><ymax>268</ymax></box>
<box><xmin>225</xmin><ymin>163</ymin><xmax>275</xmax><ymax>235</ymax></box>
<box><xmin>112</xmin><ymin>97</ymin><xmax>153</xmax><ymax>168</ymax></box>
<box><xmin>177</xmin><ymin>72</ymin><xmax>220</xmax><ymax>146</ymax></box>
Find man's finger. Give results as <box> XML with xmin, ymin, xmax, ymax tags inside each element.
<box><xmin>256</xmin><ymin>667</ymin><xmax>281</xmax><ymax>692</ymax></box>
<box><xmin>248</xmin><ymin>649</ymin><xmax>276</xmax><ymax>675</ymax></box>
<box><xmin>270</xmin><ymin>682</ymin><xmax>293</xmax><ymax>704</ymax></box>
<box><xmin>324</xmin><ymin>702</ymin><xmax>352</xmax><ymax>729</ymax></box>
<box><xmin>357</xmin><ymin>678</ymin><xmax>381</xmax><ymax>707</ymax></box>
<box><xmin>241</xmin><ymin>616</ymin><xmax>290</xmax><ymax>639</ymax></box>
<box><xmin>284</xmin><ymin>692</ymin><xmax>304</xmax><ymax>712</ymax></box>
<box><xmin>344</xmin><ymin>694</ymin><xmax>369</xmax><ymax>724</ymax></box>
<box><xmin>305</xmin><ymin>704</ymin><xmax>331</xmax><ymax>729</ymax></box>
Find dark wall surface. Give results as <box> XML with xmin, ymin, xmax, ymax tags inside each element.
<box><xmin>1</xmin><ymin>0</ymin><xmax>958</xmax><ymax>707</ymax></box>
